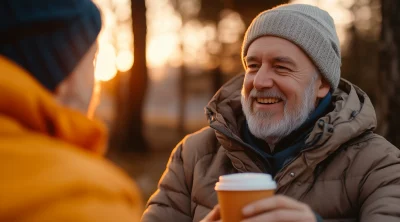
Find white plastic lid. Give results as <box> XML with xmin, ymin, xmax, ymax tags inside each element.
<box><xmin>215</xmin><ymin>173</ymin><xmax>277</xmax><ymax>191</ymax></box>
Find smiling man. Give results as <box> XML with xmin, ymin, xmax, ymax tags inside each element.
<box><xmin>142</xmin><ymin>3</ymin><xmax>400</xmax><ymax>222</ymax></box>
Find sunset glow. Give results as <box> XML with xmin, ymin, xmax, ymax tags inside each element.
<box><xmin>147</xmin><ymin>34</ymin><xmax>180</xmax><ymax>68</ymax></box>
<box><xmin>95</xmin><ymin>42</ymin><xmax>118</xmax><ymax>82</ymax></box>
<box><xmin>93</xmin><ymin>0</ymin><xmax>353</xmax><ymax>82</ymax></box>
<box><xmin>117</xmin><ymin>50</ymin><xmax>134</xmax><ymax>72</ymax></box>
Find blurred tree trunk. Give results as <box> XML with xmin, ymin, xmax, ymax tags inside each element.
<box><xmin>211</xmin><ymin>67</ymin><xmax>223</xmax><ymax>94</ymax></box>
<box><xmin>178</xmin><ymin>41</ymin><xmax>186</xmax><ymax>134</ymax></box>
<box><xmin>112</xmin><ymin>0</ymin><xmax>148</xmax><ymax>152</ymax></box>
<box><xmin>128</xmin><ymin>0</ymin><xmax>148</xmax><ymax>151</ymax></box>
<box><xmin>378</xmin><ymin>0</ymin><xmax>400</xmax><ymax>146</ymax></box>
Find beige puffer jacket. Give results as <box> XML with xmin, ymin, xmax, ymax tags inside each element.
<box><xmin>142</xmin><ymin>75</ymin><xmax>400</xmax><ymax>222</ymax></box>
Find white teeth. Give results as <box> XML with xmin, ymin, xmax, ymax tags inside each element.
<box><xmin>256</xmin><ymin>97</ymin><xmax>280</xmax><ymax>104</ymax></box>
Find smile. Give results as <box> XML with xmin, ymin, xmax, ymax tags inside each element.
<box><xmin>256</xmin><ymin>97</ymin><xmax>283</xmax><ymax>104</ymax></box>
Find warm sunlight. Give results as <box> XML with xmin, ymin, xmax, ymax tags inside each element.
<box><xmin>218</xmin><ymin>10</ymin><xmax>246</xmax><ymax>44</ymax></box>
<box><xmin>94</xmin><ymin>0</ymin><xmax>133</xmax><ymax>81</ymax></box>
<box><xmin>181</xmin><ymin>20</ymin><xmax>206</xmax><ymax>66</ymax></box>
<box><xmin>146</xmin><ymin>0</ymin><xmax>182</xmax><ymax>69</ymax></box>
<box><xmin>147</xmin><ymin>34</ymin><xmax>180</xmax><ymax>68</ymax></box>
<box><xmin>94</xmin><ymin>0</ymin><xmax>184</xmax><ymax>81</ymax></box>
<box><xmin>93</xmin><ymin>0</ymin><xmax>358</xmax><ymax>82</ymax></box>
<box><xmin>95</xmin><ymin>42</ymin><xmax>118</xmax><ymax>82</ymax></box>
<box><xmin>116</xmin><ymin>50</ymin><xmax>134</xmax><ymax>72</ymax></box>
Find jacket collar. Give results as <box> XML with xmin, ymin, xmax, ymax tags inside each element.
<box><xmin>206</xmin><ymin>74</ymin><xmax>377</xmax><ymax>171</ymax></box>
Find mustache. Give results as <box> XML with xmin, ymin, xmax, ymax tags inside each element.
<box><xmin>248</xmin><ymin>88</ymin><xmax>286</xmax><ymax>100</ymax></box>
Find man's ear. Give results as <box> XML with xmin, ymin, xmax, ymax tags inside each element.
<box><xmin>316</xmin><ymin>76</ymin><xmax>330</xmax><ymax>99</ymax></box>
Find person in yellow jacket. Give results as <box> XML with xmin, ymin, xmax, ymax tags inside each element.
<box><xmin>0</xmin><ymin>1</ymin><xmax>143</xmax><ymax>221</ymax></box>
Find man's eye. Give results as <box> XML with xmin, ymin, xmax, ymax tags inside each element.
<box><xmin>275</xmin><ymin>65</ymin><xmax>290</xmax><ymax>72</ymax></box>
<box><xmin>247</xmin><ymin>64</ymin><xmax>259</xmax><ymax>69</ymax></box>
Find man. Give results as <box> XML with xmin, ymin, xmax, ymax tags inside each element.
<box><xmin>0</xmin><ymin>1</ymin><xmax>142</xmax><ymax>221</ymax></box>
<box><xmin>142</xmin><ymin>3</ymin><xmax>400</xmax><ymax>222</ymax></box>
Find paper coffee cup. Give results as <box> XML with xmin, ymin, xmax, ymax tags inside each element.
<box><xmin>215</xmin><ymin>173</ymin><xmax>276</xmax><ymax>222</ymax></box>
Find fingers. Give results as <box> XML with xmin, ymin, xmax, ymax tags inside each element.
<box><xmin>209</xmin><ymin>205</ymin><xmax>221</xmax><ymax>221</ymax></box>
<box><xmin>242</xmin><ymin>195</ymin><xmax>309</xmax><ymax>217</ymax></box>
<box><xmin>241</xmin><ymin>209</ymin><xmax>314</xmax><ymax>222</ymax></box>
<box><xmin>201</xmin><ymin>205</ymin><xmax>221</xmax><ymax>222</ymax></box>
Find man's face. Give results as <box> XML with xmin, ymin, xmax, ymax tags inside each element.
<box><xmin>55</xmin><ymin>42</ymin><xmax>99</xmax><ymax>117</ymax></box>
<box><xmin>241</xmin><ymin>36</ymin><xmax>330</xmax><ymax>142</ymax></box>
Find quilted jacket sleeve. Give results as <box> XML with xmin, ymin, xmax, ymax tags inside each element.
<box><xmin>141</xmin><ymin>141</ymin><xmax>193</xmax><ymax>222</ymax></box>
<box><xmin>355</xmin><ymin>138</ymin><xmax>400</xmax><ymax>222</ymax></box>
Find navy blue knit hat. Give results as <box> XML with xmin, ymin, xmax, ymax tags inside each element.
<box><xmin>0</xmin><ymin>0</ymin><xmax>102</xmax><ymax>91</ymax></box>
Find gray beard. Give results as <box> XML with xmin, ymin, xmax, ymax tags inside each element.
<box><xmin>241</xmin><ymin>75</ymin><xmax>318</xmax><ymax>143</ymax></box>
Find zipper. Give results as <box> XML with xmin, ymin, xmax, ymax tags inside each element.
<box><xmin>273</xmin><ymin>132</ymin><xmax>323</xmax><ymax>180</ymax></box>
<box><xmin>273</xmin><ymin>144</ymin><xmax>316</xmax><ymax>180</ymax></box>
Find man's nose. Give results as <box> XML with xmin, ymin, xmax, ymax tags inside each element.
<box><xmin>253</xmin><ymin>65</ymin><xmax>274</xmax><ymax>91</ymax></box>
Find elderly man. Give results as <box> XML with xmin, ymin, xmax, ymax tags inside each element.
<box><xmin>0</xmin><ymin>0</ymin><xmax>142</xmax><ymax>221</ymax></box>
<box><xmin>142</xmin><ymin>3</ymin><xmax>400</xmax><ymax>222</ymax></box>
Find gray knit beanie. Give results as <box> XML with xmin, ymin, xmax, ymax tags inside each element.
<box><xmin>241</xmin><ymin>4</ymin><xmax>341</xmax><ymax>92</ymax></box>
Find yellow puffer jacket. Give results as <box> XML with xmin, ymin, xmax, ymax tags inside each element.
<box><xmin>0</xmin><ymin>56</ymin><xmax>143</xmax><ymax>221</ymax></box>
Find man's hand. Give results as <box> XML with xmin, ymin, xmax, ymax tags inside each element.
<box><xmin>200</xmin><ymin>205</ymin><xmax>221</xmax><ymax>222</ymax></box>
<box><xmin>241</xmin><ymin>195</ymin><xmax>317</xmax><ymax>222</ymax></box>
